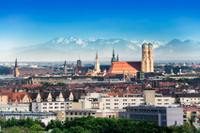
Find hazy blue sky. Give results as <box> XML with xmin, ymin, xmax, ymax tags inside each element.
<box><xmin>0</xmin><ymin>0</ymin><xmax>200</xmax><ymax>50</ymax></box>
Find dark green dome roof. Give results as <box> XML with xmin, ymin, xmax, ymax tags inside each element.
<box><xmin>142</xmin><ymin>43</ymin><xmax>148</xmax><ymax>48</ymax></box>
<box><xmin>148</xmin><ymin>43</ymin><xmax>153</xmax><ymax>48</ymax></box>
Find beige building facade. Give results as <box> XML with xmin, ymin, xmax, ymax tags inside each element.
<box><xmin>0</xmin><ymin>94</ymin><xmax>8</xmax><ymax>104</ymax></box>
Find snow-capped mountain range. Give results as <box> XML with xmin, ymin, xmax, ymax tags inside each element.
<box><xmin>0</xmin><ymin>37</ymin><xmax>199</xmax><ymax>61</ymax></box>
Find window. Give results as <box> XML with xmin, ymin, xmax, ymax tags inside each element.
<box><xmin>62</xmin><ymin>113</ymin><xmax>64</xmax><ymax>115</ymax></box>
<box><xmin>84</xmin><ymin>113</ymin><xmax>86</xmax><ymax>115</ymax></box>
<box><xmin>123</xmin><ymin>99</ymin><xmax>127</xmax><ymax>101</ymax></box>
<box><xmin>157</xmin><ymin>103</ymin><xmax>162</xmax><ymax>105</ymax></box>
<box><xmin>55</xmin><ymin>107</ymin><xmax>59</xmax><ymax>109</ymax></box>
<box><xmin>114</xmin><ymin>99</ymin><xmax>118</xmax><ymax>101</ymax></box>
<box><xmin>92</xmin><ymin>113</ymin><xmax>95</xmax><ymax>115</ymax></box>
<box><xmin>106</xmin><ymin>103</ymin><xmax>110</xmax><ymax>105</ymax></box>
<box><xmin>66</xmin><ymin>112</ymin><xmax>68</xmax><ymax>115</ymax></box>
<box><xmin>61</xmin><ymin>103</ymin><xmax>64</xmax><ymax>105</ymax></box>
<box><xmin>157</xmin><ymin>99</ymin><xmax>162</xmax><ymax>101</ymax></box>
<box><xmin>49</xmin><ymin>107</ymin><xmax>53</xmax><ymax>109</ymax></box>
<box><xmin>131</xmin><ymin>103</ymin><xmax>136</xmax><ymax>105</ymax></box>
<box><xmin>43</xmin><ymin>107</ymin><xmax>47</xmax><ymax>109</ymax></box>
<box><xmin>61</xmin><ymin>106</ymin><xmax>64</xmax><ymax>108</ymax></box>
<box><xmin>49</xmin><ymin>103</ymin><xmax>52</xmax><ymax>105</ymax></box>
<box><xmin>55</xmin><ymin>103</ymin><xmax>58</xmax><ymax>105</ymax></box>
<box><xmin>43</xmin><ymin>103</ymin><xmax>47</xmax><ymax>105</ymax></box>
<box><xmin>123</xmin><ymin>103</ymin><xmax>127</xmax><ymax>105</ymax></box>
<box><xmin>79</xmin><ymin>112</ymin><xmax>82</xmax><ymax>115</ymax></box>
<box><xmin>106</xmin><ymin>107</ymin><xmax>110</xmax><ymax>109</ymax></box>
<box><xmin>114</xmin><ymin>103</ymin><xmax>118</xmax><ymax>105</ymax></box>
<box><xmin>131</xmin><ymin>99</ymin><xmax>136</xmax><ymax>101</ymax></box>
<box><xmin>75</xmin><ymin>112</ymin><xmax>77</xmax><ymax>115</ymax></box>
<box><xmin>114</xmin><ymin>107</ymin><xmax>118</xmax><ymax>109</ymax></box>
<box><xmin>164</xmin><ymin>103</ymin><xmax>169</xmax><ymax>105</ymax></box>
<box><xmin>88</xmin><ymin>113</ymin><xmax>90</xmax><ymax>115</ymax></box>
<box><xmin>164</xmin><ymin>99</ymin><xmax>169</xmax><ymax>101</ymax></box>
<box><xmin>71</xmin><ymin>112</ymin><xmax>73</xmax><ymax>115</ymax></box>
<box><xmin>70</xmin><ymin>118</ymin><xmax>73</xmax><ymax>120</ymax></box>
<box><xmin>140</xmin><ymin>99</ymin><xmax>144</xmax><ymax>101</ymax></box>
<box><xmin>106</xmin><ymin>99</ymin><xmax>110</xmax><ymax>101</ymax></box>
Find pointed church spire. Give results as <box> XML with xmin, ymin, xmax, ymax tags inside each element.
<box><xmin>15</xmin><ymin>58</ymin><xmax>18</xmax><ymax>68</ymax></box>
<box><xmin>96</xmin><ymin>51</ymin><xmax>98</xmax><ymax>59</ymax></box>
<box><xmin>112</xmin><ymin>47</ymin><xmax>115</xmax><ymax>58</ymax></box>
<box><xmin>117</xmin><ymin>54</ymin><xmax>119</xmax><ymax>62</ymax></box>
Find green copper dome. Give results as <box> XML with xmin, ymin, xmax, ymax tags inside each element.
<box><xmin>142</xmin><ymin>43</ymin><xmax>148</xmax><ymax>48</ymax></box>
<box><xmin>148</xmin><ymin>43</ymin><xmax>153</xmax><ymax>48</ymax></box>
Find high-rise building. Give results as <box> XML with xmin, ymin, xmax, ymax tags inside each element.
<box><xmin>141</xmin><ymin>43</ymin><xmax>154</xmax><ymax>73</ymax></box>
<box><xmin>94</xmin><ymin>52</ymin><xmax>101</xmax><ymax>73</ymax></box>
<box><xmin>14</xmin><ymin>58</ymin><xmax>19</xmax><ymax>77</ymax></box>
<box><xmin>64</xmin><ymin>61</ymin><xmax>67</xmax><ymax>74</ymax></box>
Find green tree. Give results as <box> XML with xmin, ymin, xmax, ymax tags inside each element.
<box><xmin>30</xmin><ymin>124</ymin><xmax>44</xmax><ymax>131</ymax></box>
<box><xmin>56</xmin><ymin>82</ymin><xmax>66</xmax><ymax>86</ymax></box>
<box><xmin>188</xmin><ymin>115</ymin><xmax>196</xmax><ymax>125</ymax></box>
<box><xmin>142</xmin><ymin>83</ymin><xmax>145</xmax><ymax>89</ymax></box>
<box><xmin>51</xmin><ymin>128</ymin><xmax>62</xmax><ymax>133</ymax></box>
<box><xmin>29</xmin><ymin>103</ymin><xmax>32</xmax><ymax>111</ymax></box>
<box><xmin>174</xmin><ymin>94</ymin><xmax>181</xmax><ymax>104</ymax></box>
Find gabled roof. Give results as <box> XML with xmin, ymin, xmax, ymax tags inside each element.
<box><xmin>108</xmin><ymin>61</ymin><xmax>141</xmax><ymax>74</ymax></box>
<box><xmin>1</xmin><ymin>92</ymin><xmax>31</xmax><ymax>103</ymax></box>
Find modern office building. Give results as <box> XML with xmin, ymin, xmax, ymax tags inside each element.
<box><xmin>119</xmin><ymin>105</ymin><xmax>183</xmax><ymax>127</ymax></box>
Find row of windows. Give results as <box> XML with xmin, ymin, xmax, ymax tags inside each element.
<box><xmin>105</xmin><ymin>99</ymin><xmax>143</xmax><ymax>101</ymax></box>
<box><xmin>66</xmin><ymin>112</ymin><xmax>95</xmax><ymax>115</ymax></box>
<box><xmin>43</xmin><ymin>106</ymin><xmax>65</xmax><ymax>109</ymax></box>
<box><xmin>157</xmin><ymin>103</ymin><xmax>169</xmax><ymax>105</ymax></box>
<box><xmin>43</xmin><ymin>103</ymin><xmax>71</xmax><ymax>105</ymax></box>
<box><xmin>157</xmin><ymin>99</ymin><xmax>169</xmax><ymax>101</ymax></box>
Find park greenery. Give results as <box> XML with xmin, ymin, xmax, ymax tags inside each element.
<box><xmin>1</xmin><ymin>116</ymin><xmax>200</xmax><ymax>133</ymax></box>
<box><xmin>40</xmin><ymin>82</ymin><xmax>67</xmax><ymax>87</ymax></box>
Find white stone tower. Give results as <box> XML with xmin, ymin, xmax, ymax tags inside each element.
<box><xmin>94</xmin><ymin>52</ymin><xmax>101</xmax><ymax>73</ymax></box>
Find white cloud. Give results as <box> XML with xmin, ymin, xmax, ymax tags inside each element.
<box><xmin>76</xmin><ymin>39</ymin><xmax>85</xmax><ymax>45</ymax></box>
<box><xmin>127</xmin><ymin>44</ymin><xmax>135</xmax><ymax>50</ymax></box>
<box><xmin>70</xmin><ymin>37</ymin><xmax>76</xmax><ymax>41</ymax></box>
<box><xmin>106</xmin><ymin>40</ymin><xmax>120</xmax><ymax>44</ymax></box>
<box><xmin>130</xmin><ymin>40</ymin><xmax>138</xmax><ymax>43</ymax></box>
<box><xmin>89</xmin><ymin>37</ymin><xmax>96</xmax><ymax>42</ymax></box>
<box><xmin>92</xmin><ymin>47</ymin><xmax>95</xmax><ymax>50</ymax></box>
<box><xmin>64</xmin><ymin>39</ymin><xmax>70</xmax><ymax>44</ymax></box>
<box><xmin>153</xmin><ymin>45</ymin><xmax>159</xmax><ymax>49</ymax></box>
<box><xmin>57</xmin><ymin>38</ymin><xmax>64</xmax><ymax>43</ymax></box>
<box><xmin>52</xmin><ymin>40</ymin><xmax>55</xmax><ymax>43</ymax></box>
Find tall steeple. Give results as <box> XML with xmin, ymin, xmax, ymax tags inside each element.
<box><xmin>94</xmin><ymin>51</ymin><xmax>101</xmax><ymax>73</ymax></box>
<box><xmin>64</xmin><ymin>61</ymin><xmax>67</xmax><ymax>74</ymax></box>
<box><xmin>14</xmin><ymin>58</ymin><xmax>19</xmax><ymax>77</ymax></box>
<box><xmin>117</xmin><ymin>54</ymin><xmax>119</xmax><ymax>62</ymax></box>
<box><xmin>111</xmin><ymin>48</ymin><xmax>116</xmax><ymax>65</ymax></box>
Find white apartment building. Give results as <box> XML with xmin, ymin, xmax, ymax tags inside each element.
<box><xmin>96</xmin><ymin>89</ymin><xmax>175</xmax><ymax>109</ymax></box>
<box><xmin>0</xmin><ymin>111</ymin><xmax>56</xmax><ymax>126</ymax></box>
<box><xmin>32</xmin><ymin>97</ymin><xmax>82</xmax><ymax>112</ymax></box>
<box><xmin>0</xmin><ymin>103</ymin><xmax>29</xmax><ymax>111</ymax></box>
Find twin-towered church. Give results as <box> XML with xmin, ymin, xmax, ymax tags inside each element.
<box><xmin>94</xmin><ymin>43</ymin><xmax>154</xmax><ymax>75</ymax></box>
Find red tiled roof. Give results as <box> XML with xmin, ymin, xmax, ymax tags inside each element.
<box><xmin>23</xmin><ymin>84</ymin><xmax>43</xmax><ymax>88</ymax></box>
<box><xmin>182</xmin><ymin>107</ymin><xmax>200</xmax><ymax>112</ymax></box>
<box><xmin>108</xmin><ymin>61</ymin><xmax>141</xmax><ymax>74</ymax></box>
<box><xmin>1</xmin><ymin>92</ymin><xmax>32</xmax><ymax>103</ymax></box>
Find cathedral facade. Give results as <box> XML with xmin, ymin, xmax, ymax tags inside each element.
<box><xmin>108</xmin><ymin>43</ymin><xmax>154</xmax><ymax>75</ymax></box>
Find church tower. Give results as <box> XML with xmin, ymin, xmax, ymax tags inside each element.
<box><xmin>111</xmin><ymin>48</ymin><xmax>116</xmax><ymax>65</ymax></box>
<box><xmin>148</xmin><ymin>43</ymin><xmax>154</xmax><ymax>72</ymax></box>
<box><xmin>14</xmin><ymin>58</ymin><xmax>19</xmax><ymax>77</ymax></box>
<box><xmin>64</xmin><ymin>61</ymin><xmax>67</xmax><ymax>74</ymax></box>
<box><xmin>94</xmin><ymin>52</ymin><xmax>101</xmax><ymax>73</ymax></box>
<box><xmin>141</xmin><ymin>43</ymin><xmax>154</xmax><ymax>73</ymax></box>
